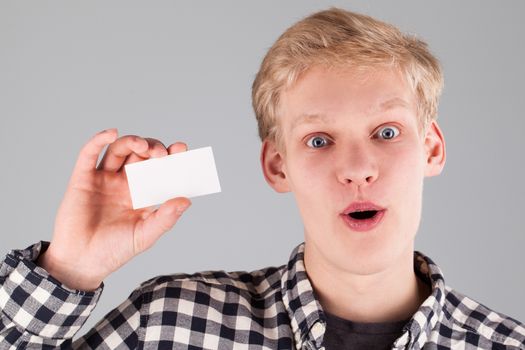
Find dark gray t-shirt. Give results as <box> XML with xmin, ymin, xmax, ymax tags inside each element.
<box><xmin>322</xmin><ymin>312</ymin><xmax>410</xmax><ymax>350</ymax></box>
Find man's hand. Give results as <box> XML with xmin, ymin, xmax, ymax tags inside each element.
<box><xmin>36</xmin><ymin>129</ymin><xmax>191</xmax><ymax>291</ymax></box>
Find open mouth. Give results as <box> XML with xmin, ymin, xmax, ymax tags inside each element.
<box><xmin>348</xmin><ymin>210</ymin><xmax>379</xmax><ymax>220</ymax></box>
<box><xmin>341</xmin><ymin>202</ymin><xmax>386</xmax><ymax>231</ymax></box>
<box><xmin>341</xmin><ymin>208</ymin><xmax>386</xmax><ymax>232</ymax></box>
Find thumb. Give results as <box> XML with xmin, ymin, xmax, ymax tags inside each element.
<box><xmin>135</xmin><ymin>197</ymin><xmax>191</xmax><ymax>253</ymax></box>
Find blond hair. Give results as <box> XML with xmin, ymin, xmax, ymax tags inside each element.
<box><xmin>251</xmin><ymin>7</ymin><xmax>443</xmax><ymax>147</ymax></box>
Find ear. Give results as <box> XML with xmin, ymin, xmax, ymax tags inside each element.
<box><xmin>260</xmin><ymin>139</ymin><xmax>291</xmax><ymax>193</ymax></box>
<box><xmin>424</xmin><ymin>120</ymin><xmax>446</xmax><ymax>177</ymax></box>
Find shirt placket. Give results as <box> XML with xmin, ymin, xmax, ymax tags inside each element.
<box><xmin>301</xmin><ymin>321</ymin><xmax>326</xmax><ymax>350</ymax></box>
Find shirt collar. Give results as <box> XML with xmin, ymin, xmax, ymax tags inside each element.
<box><xmin>395</xmin><ymin>250</ymin><xmax>447</xmax><ymax>350</ymax></box>
<box><xmin>280</xmin><ymin>242</ymin><xmax>326</xmax><ymax>349</ymax></box>
<box><xmin>281</xmin><ymin>242</ymin><xmax>447</xmax><ymax>350</ymax></box>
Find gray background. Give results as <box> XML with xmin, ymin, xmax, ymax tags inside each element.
<box><xmin>1</xmin><ymin>1</ymin><xmax>523</xmax><ymax>336</ymax></box>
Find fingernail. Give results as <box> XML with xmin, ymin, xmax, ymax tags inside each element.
<box><xmin>176</xmin><ymin>202</ymin><xmax>191</xmax><ymax>215</ymax></box>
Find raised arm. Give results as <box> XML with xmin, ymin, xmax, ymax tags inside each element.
<box><xmin>0</xmin><ymin>129</ymin><xmax>191</xmax><ymax>347</ymax></box>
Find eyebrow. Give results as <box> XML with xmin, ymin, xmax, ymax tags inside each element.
<box><xmin>290</xmin><ymin>97</ymin><xmax>410</xmax><ymax>131</ymax></box>
<box><xmin>290</xmin><ymin>113</ymin><xmax>333</xmax><ymax>131</ymax></box>
<box><xmin>378</xmin><ymin>97</ymin><xmax>410</xmax><ymax>112</ymax></box>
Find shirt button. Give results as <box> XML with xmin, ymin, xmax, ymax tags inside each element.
<box><xmin>311</xmin><ymin>322</ymin><xmax>324</xmax><ymax>335</ymax></box>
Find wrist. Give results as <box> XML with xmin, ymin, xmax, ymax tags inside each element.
<box><xmin>36</xmin><ymin>249</ymin><xmax>103</xmax><ymax>292</ymax></box>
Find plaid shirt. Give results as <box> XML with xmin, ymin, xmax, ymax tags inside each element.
<box><xmin>1</xmin><ymin>242</ymin><xmax>524</xmax><ymax>349</ymax></box>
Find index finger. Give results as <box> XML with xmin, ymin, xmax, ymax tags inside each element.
<box><xmin>96</xmin><ymin>135</ymin><xmax>152</xmax><ymax>172</ymax></box>
<box><xmin>73</xmin><ymin>129</ymin><xmax>119</xmax><ymax>176</ymax></box>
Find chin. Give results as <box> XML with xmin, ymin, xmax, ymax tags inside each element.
<box><xmin>323</xmin><ymin>228</ymin><xmax>411</xmax><ymax>275</ymax></box>
<box><xmin>336</xmin><ymin>244</ymin><xmax>398</xmax><ymax>275</ymax></box>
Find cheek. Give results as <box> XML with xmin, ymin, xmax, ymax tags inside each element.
<box><xmin>383</xmin><ymin>146</ymin><xmax>425</xmax><ymax>232</ymax></box>
<box><xmin>285</xmin><ymin>153</ymin><xmax>331</xmax><ymax>191</ymax></box>
<box><xmin>284</xmin><ymin>154</ymin><xmax>333</xmax><ymax>220</ymax></box>
<box><xmin>383</xmin><ymin>144</ymin><xmax>425</xmax><ymax>189</ymax></box>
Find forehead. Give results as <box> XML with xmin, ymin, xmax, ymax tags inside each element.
<box><xmin>291</xmin><ymin>97</ymin><xmax>411</xmax><ymax>130</ymax></box>
<box><xmin>279</xmin><ymin>65</ymin><xmax>417</xmax><ymax>128</ymax></box>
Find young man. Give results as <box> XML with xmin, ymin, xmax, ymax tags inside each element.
<box><xmin>1</xmin><ymin>7</ymin><xmax>524</xmax><ymax>350</ymax></box>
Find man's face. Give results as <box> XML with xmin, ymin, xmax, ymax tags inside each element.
<box><xmin>261</xmin><ymin>65</ymin><xmax>445</xmax><ymax>275</ymax></box>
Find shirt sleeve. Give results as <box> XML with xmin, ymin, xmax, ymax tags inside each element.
<box><xmin>72</xmin><ymin>286</ymin><xmax>144</xmax><ymax>349</ymax></box>
<box><xmin>0</xmin><ymin>241</ymin><xmax>103</xmax><ymax>348</ymax></box>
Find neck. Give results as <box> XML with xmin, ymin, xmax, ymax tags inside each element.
<box><xmin>304</xmin><ymin>241</ymin><xmax>431</xmax><ymax>323</ymax></box>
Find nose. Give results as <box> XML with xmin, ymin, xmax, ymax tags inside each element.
<box><xmin>336</xmin><ymin>145</ymin><xmax>378</xmax><ymax>187</ymax></box>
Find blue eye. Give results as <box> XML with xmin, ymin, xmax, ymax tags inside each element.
<box><xmin>376</xmin><ymin>126</ymin><xmax>400</xmax><ymax>140</ymax></box>
<box><xmin>306</xmin><ymin>135</ymin><xmax>329</xmax><ymax>148</ymax></box>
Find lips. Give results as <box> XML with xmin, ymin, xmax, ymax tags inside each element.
<box><xmin>340</xmin><ymin>201</ymin><xmax>386</xmax><ymax>232</ymax></box>
<box><xmin>342</xmin><ymin>201</ymin><xmax>385</xmax><ymax>214</ymax></box>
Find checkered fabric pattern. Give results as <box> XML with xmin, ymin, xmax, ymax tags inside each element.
<box><xmin>1</xmin><ymin>241</ymin><xmax>524</xmax><ymax>349</ymax></box>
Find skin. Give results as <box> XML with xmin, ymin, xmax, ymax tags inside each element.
<box><xmin>261</xmin><ymin>65</ymin><xmax>446</xmax><ymax>323</ymax></box>
<box><xmin>37</xmin><ymin>130</ymin><xmax>191</xmax><ymax>291</ymax></box>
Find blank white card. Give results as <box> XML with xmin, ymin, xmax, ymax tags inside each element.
<box><xmin>125</xmin><ymin>146</ymin><xmax>221</xmax><ymax>209</ymax></box>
